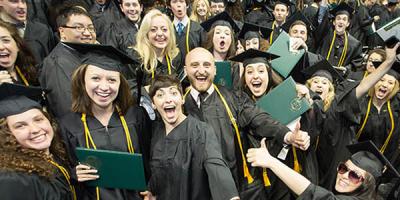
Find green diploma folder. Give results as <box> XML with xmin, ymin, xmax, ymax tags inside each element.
<box><xmin>75</xmin><ymin>147</ymin><xmax>147</xmax><ymax>190</ymax></box>
<box><xmin>214</xmin><ymin>61</ymin><xmax>233</xmax><ymax>89</ymax></box>
<box><xmin>267</xmin><ymin>31</ymin><xmax>305</xmax><ymax>78</ymax></box>
<box><xmin>256</xmin><ymin>77</ymin><xmax>311</xmax><ymax>125</ymax></box>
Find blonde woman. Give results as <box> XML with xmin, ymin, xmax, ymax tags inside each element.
<box><xmin>130</xmin><ymin>9</ymin><xmax>182</xmax><ymax>86</ymax></box>
<box><xmin>190</xmin><ymin>0</ymin><xmax>211</xmax><ymax>23</ymax></box>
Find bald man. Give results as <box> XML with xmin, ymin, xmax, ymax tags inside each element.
<box><xmin>183</xmin><ymin>48</ymin><xmax>311</xmax><ymax>199</ymax></box>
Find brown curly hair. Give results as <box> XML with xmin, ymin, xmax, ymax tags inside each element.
<box><xmin>0</xmin><ymin>110</ymin><xmax>70</xmax><ymax>179</ymax></box>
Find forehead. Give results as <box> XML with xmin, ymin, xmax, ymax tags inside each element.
<box><xmin>210</xmin><ymin>2</ymin><xmax>224</xmax><ymax>6</ymax></box>
<box><xmin>382</xmin><ymin>74</ymin><xmax>397</xmax><ymax>81</ymax></box>
<box><xmin>156</xmin><ymin>85</ymin><xmax>180</xmax><ymax>92</ymax></box>
<box><xmin>121</xmin><ymin>0</ymin><xmax>140</xmax><ymax>3</ymax></box>
<box><xmin>246</xmin><ymin>62</ymin><xmax>267</xmax><ymax>69</ymax></box>
<box><xmin>187</xmin><ymin>50</ymin><xmax>214</xmax><ymax>65</ymax></box>
<box><xmin>246</xmin><ymin>38</ymin><xmax>259</xmax><ymax>42</ymax></box>
<box><xmin>335</xmin><ymin>14</ymin><xmax>349</xmax><ymax>20</ymax></box>
<box><xmin>312</xmin><ymin>76</ymin><xmax>330</xmax><ymax>82</ymax></box>
<box><xmin>290</xmin><ymin>24</ymin><xmax>307</xmax><ymax>32</ymax></box>
<box><xmin>369</xmin><ymin>52</ymin><xmax>383</xmax><ymax>60</ymax></box>
<box><xmin>3</xmin><ymin>0</ymin><xmax>26</xmax><ymax>6</ymax></box>
<box><xmin>274</xmin><ymin>4</ymin><xmax>288</xmax><ymax>10</ymax></box>
<box><xmin>214</xmin><ymin>25</ymin><xmax>231</xmax><ymax>32</ymax></box>
<box><xmin>67</xmin><ymin>14</ymin><xmax>93</xmax><ymax>24</ymax></box>
<box><xmin>0</xmin><ymin>26</ymin><xmax>11</xmax><ymax>36</ymax></box>
<box><xmin>6</xmin><ymin>108</ymin><xmax>43</xmax><ymax>122</ymax></box>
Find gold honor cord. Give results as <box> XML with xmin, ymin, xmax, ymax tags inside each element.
<box><xmin>326</xmin><ymin>31</ymin><xmax>348</xmax><ymax>67</ymax></box>
<box><xmin>48</xmin><ymin>160</ymin><xmax>77</xmax><ymax>200</ymax></box>
<box><xmin>269</xmin><ymin>21</ymin><xmax>276</xmax><ymax>45</ymax></box>
<box><xmin>292</xmin><ymin>146</ymin><xmax>302</xmax><ymax>173</ymax></box>
<box><xmin>186</xmin><ymin>20</ymin><xmax>191</xmax><ymax>54</ymax></box>
<box><xmin>151</xmin><ymin>55</ymin><xmax>172</xmax><ymax>79</ymax></box>
<box><xmin>356</xmin><ymin>97</ymin><xmax>395</xmax><ymax>153</ymax></box>
<box><xmin>15</xmin><ymin>66</ymin><xmax>29</xmax><ymax>86</ymax></box>
<box><xmin>81</xmin><ymin>108</ymin><xmax>135</xmax><ymax>200</ymax></box>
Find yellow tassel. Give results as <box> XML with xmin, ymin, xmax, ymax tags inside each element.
<box><xmin>263</xmin><ymin>168</ymin><xmax>271</xmax><ymax>187</ymax></box>
<box><xmin>243</xmin><ymin>161</ymin><xmax>254</xmax><ymax>184</ymax></box>
<box><xmin>293</xmin><ymin>146</ymin><xmax>302</xmax><ymax>173</ymax></box>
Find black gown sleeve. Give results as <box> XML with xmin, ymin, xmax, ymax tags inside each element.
<box><xmin>297</xmin><ymin>184</ymin><xmax>359</xmax><ymax>200</ymax></box>
<box><xmin>0</xmin><ymin>173</ymin><xmax>38</xmax><ymax>200</ymax></box>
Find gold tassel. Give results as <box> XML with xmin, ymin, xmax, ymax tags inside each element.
<box><xmin>263</xmin><ymin>168</ymin><xmax>271</xmax><ymax>187</ymax></box>
<box><xmin>293</xmin><ymin>146</ymin><xmax>302</xmax><ymax>173</ymax></box>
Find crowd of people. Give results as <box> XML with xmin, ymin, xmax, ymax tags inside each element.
<box><xmin>0</xmin><ymin>0</ymin><xmax>400</xmax><ymax>199</ymax></box>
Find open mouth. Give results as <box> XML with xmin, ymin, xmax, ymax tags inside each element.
<box><xmin>251</xmin><ymin>81</ymin><xmax>262</xmax><ymax>88</ymax></box>
<box><xmin>196</xmin><ymin>76</ymin><xmax>208</xmax><ymax>83</ymax></box>
<box><xmin>164</xmin><ymin>105</ymin><xmax>176</xmax><ymax>117</ymax></box>
<box><xmin>377</xmin><ymin>87</ymin><xmax>388</xmax><ymax>98</ymax></box>
<box><xmin>96</xmin><ymin>91</ymin><xmax>111</xmax><ymax>99</ymax></box>
<box><xmin>16</xmin><ymin>10</ymin><xmax>26</xmax><ymax>15</ymax></box>
<box><xmin>219</xmin><ymin>40</ymin><xmax>226</xmax><ymax>48</ymax></box>
<box><xmin>0</xmin><ymin>52</ymin><xmax>10</xmax><ymax>59</ymax></box>
<box><xmin>314</xmin><ymin>89</ymin><xmax>323</xmax><ymax>96</ymax></box>
<box><xmin>31</xmin><ymin>134</ymin><xmax>46</xmax><ymax>143</ymax></box>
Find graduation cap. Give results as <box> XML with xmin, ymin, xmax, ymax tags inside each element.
<box><xmin>302</xmin><ymin>59</ymin><xmax>344</xmax><ymax>83</ymax></box>
<box><xmin>64</xmin><ymin>42</ymin><xmax>138</xmax><ymax>72</ymax></box>
<box><xmin>229</xmin><ymin>49</ymin><xmax>280</xmax><ymax>67</ymax></box>
<box><xmin>200</xmin><ymin>11</ymin><xmax>240</xmax><ymax>33</ymax></box>
<box><xmin>281</xmin><ymin>11</ymin><xmax>315</xmax><ymax>33</ymax></box>
<box><xmin>329</xmin><ymin>3</ymin><xmax>354</xmax><ymax>18</ymax></box>
<box><xmin>238</xmin><ymin>22</ymin><xmax>272</xmax><ymax>40</ymax></box>
<box><xmin>347</xmin><ymin>141</ymin><xmax>400</xmax><ymax>180</ymax></box>
<box><xmin>274</xmin><ymin>0</ymin><xmax>294</xmax><ymax>7</ymax></box>
<box><xmin>0</xmin><ymin>83</ymin><xmax>44</xmax><ymax>118</ymax></box>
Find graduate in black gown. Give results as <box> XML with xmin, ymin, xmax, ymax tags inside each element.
<box><xmin>142</xmin><ymin>75</ymin><xmax>239</xmax><ymax>200</ymax></box>
<box><xmin>59</xmin><ymin>44</ymin><xmax>151</xmax><ymax>200</ymax></box>
<box><xmin>39</xmin><ymin>7</ymin><xmax>97</xmax><ymax>119</ymax></box>
<box><xmin>247</xmin><ymin>139</ymin><xmax>400</xmax><ymax>200</ymax></box>
<box><xmin>88</xmin><ymin>0</ymin><xmax>123</xmax><ymax>42</ymax></box>
<box><xmin>129</xmin><ymin>9</ymin><xmax>183</xmax><ymax>87</ymax></box>
<box><xmin>101</xmin><ymin>0</ymin><xmax>143</xmax><ymax>52</ymax></box>
<box><xmin>313</xmin><ymin>3</ymin><xmax>363</xmax><ymax>75</ymax></box>
<box><xmin>0</xmin><ymin>0</ymin><xmax>56</xmax><ymax>63</ymax></box>
<box><xmin>265</xmin><ymin>0</ymin><xmax>293</xmax><ymax>45</ymax></box>
<box><xmin>183</xmin><ymin>47</ymin><xmax>311</xmax><ymax>199</ymax></box>
<box><xmin>168</xmin><ymin>0</ymin><xmax>207</xmax><ymax>61</ymax></box>
<box><xmin>0</xmin><ymin>20</ymin><xmax>39</xmax><ymax>86</ymax></box>
<box><xmin>347</xmin><ymin>48</ymin><xmax>386</xmax><ymax>82</ymax></box>
<box><xmin>0</xmin><ymin>83</ymin><xmax>76</xmax><ymax>200</ymax></box>
<box><xmin>237</xmin><ymin>22</ymin><xmax>272</xmax><ymax>51</ymax></box>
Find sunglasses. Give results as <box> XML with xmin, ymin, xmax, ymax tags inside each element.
<box><xmin>337</xmin><ymin>163</ymin><xmax>364</xmax><ymax>184</ymax></box>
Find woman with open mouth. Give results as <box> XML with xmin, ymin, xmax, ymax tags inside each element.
<box><xmin>59</xmin><ymin>43</ymin><xmax>151</xmax><ymax>200</ymax></box>
<box><xmin>0</xmin><ymin>83</ymin><xmax>76</xmax><ymax>200</ymax></box>
<box><xmin>0</xmin><ymin>20</ymin><xmax>38</xmax><ymax>86</ymax></box>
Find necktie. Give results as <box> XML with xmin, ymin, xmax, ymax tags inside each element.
<box><xmin>177</xmin><ymin>22</ymin><xmax>184</xmax><ymax>36</ymax></box>
<box><xmin>199</xmin><ymin>92</ymin><xmax>208</xmax><ymax>110</ymax></box>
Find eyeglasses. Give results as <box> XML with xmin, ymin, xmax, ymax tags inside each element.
<box><xmin>62</xmin><ymin>25</ymin><xmax>96</xmax><ymax>33</ymax></box>
<box><xmin>337</xmin><ymin>163</ymin><xmax>364</xmax><ymax>184</ymax></box>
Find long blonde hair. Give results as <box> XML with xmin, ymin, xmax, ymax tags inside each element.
<box><xmin>134</xmin><ymin>9</ymin><xmax>179</xmax><ymax>74</ymax></box>
<box><xmin>190</xmin><ymin>0</ymin><xmax>211</xmax><ymax>23</ymax></box>
<box><xmin>306</xmin><ymin>77</ymin><xmax>335</xmax><ymax>111</ymax></box>
<box><xmin>368</xmin><ymin>79</ymin><xmax>400</xmax><ymax>101</ymax></box>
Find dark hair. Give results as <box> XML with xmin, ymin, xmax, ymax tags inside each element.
<box><xmin>204</xmin><ymin>26</ymin><xmax>236</xmax><ymax>59</ymax></box>
<box><xmin>241</xmin><ymin>63</ymin><xmax>283</xmax><ymax>98</ymax></box>
<box><xmin>367</xmin><ymin>48</ymin><xmax>386</xmax><ymax>62</ymax></box>
<box><xmin>166</xmin><ymin>0</ymin><xmax>189</xmax><ymax>6</ymax></box>
<box><xmin>71</xmin><ymin>64</ymin><xmax>134</xmax><ymax>116</ymax></box>
<box><xmin>289</xmin><ymin>20</ymin><xmax>307</xmax><ymax>32</ymax></box>
<box><xmin>0</xmin><ymin>20</ymin><xmax>38</xmax><ymax>85</ymax></box>
<box><xmin>149</xmin><ymin>74</ymin><xmax>183</xmax><ymax>99</ymax></box>
<box><xmin>56</xmin><ymin>5</ymin><xmax>92</xmax><ymax>29</ymax></box>
<box><xmin>334</xmin><ymin>170</ymin><xmax>377</xmax><ymax>200</ymax></box>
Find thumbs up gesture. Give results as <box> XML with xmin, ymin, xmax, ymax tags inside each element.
<box><xmin>288</xmin><ymin>122</ymin><xmax>311</xmax><ymax>151</ymax></box>
<box><xmin>247</xmin><ymin>138</ymin><xmax>274</xmax><ymax>168</ymax></box>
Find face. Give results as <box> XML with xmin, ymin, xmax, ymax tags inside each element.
<box><xmin>59</xmin><ymin>14</ymin><xmax>96</xmax><ymax>44</ymax></box>
<box><xmin>170</xmin><ymin>0</ymin><xmax>187</xmax><ymax>20</ymax></box>
<box><xmin>366</xmin><ymin>52</ymin><xmax>383</xmax><ymax>73</ymax></box>
<box><xmin>196</xmin><ymin>0</ymin><xmax>208</xmax><ymax>17</ymax></box>
<box><xmin>245</xmin><ymin>63</ymin><xmax>269</xmax><ymax>97</ymax></box>
<box><xmin>95</xmin><ymin>0</ymin><xmax>107</xmax><ymax>4</ymax></box>
<box><xmin>7</xmin><ymin>109</ymin><xmax>53</xmax><ymax>152</ymax></box>
<box><xmin>0</xmin><ymin>0</ymin><xmax>27</xmax><ymax>23</ymax></box>
<box><xmin>335</xmin><ymin>160</ymin><xmax>366</xmax><ymax>193</ymax></box>
<box><xmin>309</xmin><ymin>76</ymin><xmax>331</xmax><ymax>101</ymax></box>
<box><xmin>210</xmin><ymin>2</ymin><xmax>225</xmax><ymax>15</ymax></box>
<box><xmin>84</xmin><ymin>65</ymin><xmax>120</xmax><ymax>110</ymax></box>
<box><xmin>333</xmin><ymin>14</ymin><xmax>350</xmax><ymax>34</ymax></box>
<box><xmin>0</xmin><ymin>26</ymin><xmax>18</xmax><ymax>69</ymax></box>
<box><xmin>152</xmin><ymin>86</ymin><xmax>185</xmax><ymax>126</ymax></box>
<box><xmin>148</xmin><ymin>16</ymin><xmax>170</xmax><ymax>51</ymax></box>
<box><xmin>289</xmin><ymin>24</ymin><xmax>308</xmax><ymax>42</ymax></box>
<box><xmin>273</xmin><ymin>4</ymin><xmax>289</xmax><ymax>23</ymax></box>
<box><xmin>120</xmin><ymin>0</ymin><xmax>142</xmax><ymax>23</ymax></box>
<box><xmin>185</xmin><ymin>49</ymin><xmax>216</xmax><ymax>92</ymax></box>
<box><xmin>245</xmin><ymin>38</ymin><xmax>260</xmax><ymax>50</ymax></box>
<box><xmin>212</xmin><ymin>25</ymin><xmax>232</xmax><ymax>54</ymax></box>
<box><xmin>374</xmin><ymin>74</ymin><xmax>397</xmax><ymax>100</ymax></box>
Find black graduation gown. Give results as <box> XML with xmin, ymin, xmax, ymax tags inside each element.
<box><xmin>102</xmin><ymin>17</ymin><xmax>139</xmax><ymax>53</ymax></box>
<box><xmin>290</xmin><ymin>51</ymin><xmax>325</xmax><ymax>83</ymax></box>
<box><xmin>148</xmin><ymin>116</ymin><xmax>238</xmax><ymax>200</ymax></box>
<box><xmin>174</xmin><ymin>20</ymin><xmax>207</xmax><ymax>61</ymax></box>
<box><xmin>59</xmin><ymin>106</ymin><xmax>151</xmax><ymax>200</ymax></box>
<box><xmin>26</xmin><ymin>0</ymin><xmax>50</xmax><ymax>26</ymax></box>
<box><xmin>297</xmin><ymin>184</ymin><xmax>359</xmax><ymax>200</ymax></box>
<box><xmin>24</xmin><ymin>20</ymin><xmax>57</xmax><ymax>63</ymax></box>
<box><xmin>38</xmin><ymin>42</ymin><xmax>82</xmax><ymax>119</ymax></box>
<box><xmin>88</xmin><ymin>0</ymin><xmax>123</xmax><ymax>41</ymax></box>
<box><xmin>183</xmin><ymin>87</ymin><xmax>290</xmax><ymax>199</ymax></box>
<box><xmin>317</xmin><ymin>81</ymin><xmax>361</xmax><ymax>190</ymax></box>
<box><xmin>266</xmin><ymin>21</ymin><xmax>283</xmax><ymax>45</ymax></box>
<box><xmin>349</xmin><ymin>5</ymin><xmax>372</xmax><ymax>46</ymax></box>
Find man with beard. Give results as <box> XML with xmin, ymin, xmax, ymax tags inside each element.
<box><xmin>39</xmin><ymin>6</ymin><xmax>97</xmax><ymax>119</ymax></box>
<box><xmin>102</xmin><ymin>0</ymin><xmax>143</xmax><ymax>53</ymax></box>
<box><xmin>0</xmin><ymin>0</ymin><xmax>56</xmax><ymax>63</ymax></box>
<box><xmin>210</xmin><ymin>0</ymin><xmax>226</xmax><ymax>16</ymax></box>
<box><xmin>167</xmin><ymin>0</ymin><xmax>206</xmax><ymax>60</ymax></box>
<box><xmin>183</xmin><ymin>47</ymin><xmax>311</xmax><ymax>199</ymax></box>
<box><xmin>266</xmin><ymin>0</ymin><xmax>293</xmax><ymax>44</ymax></box>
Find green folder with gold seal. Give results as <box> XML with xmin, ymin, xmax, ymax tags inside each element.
<box><xmin>256</xmin><ymin>77</ymin><xmax>311</xmax><ymax>125</ymax></box>
<box><xmin>214</xmin><ymin>61</ymin><xmax>233</xmax><ymax>89</ymax></box>
<box><xmin>75</xmin><ymin>147</ymin><xmax>147</xmax><ymax>190</ymax></box>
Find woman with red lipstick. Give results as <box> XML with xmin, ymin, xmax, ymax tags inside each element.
<box><xmin>59</xmin><ymin>44</ymin><xmax>151</xmax><ymax>200</ymax></box>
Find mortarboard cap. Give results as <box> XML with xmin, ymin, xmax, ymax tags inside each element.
<box><xmin>229</xmin><ymin>49</ymin><xmax>280</xmax><ymax>67</ymax></box>
<box><xmin>282</xmin><ymin>11</ymin><xmax>315</xmax><ymax>33</ymax></box>
<box><xmin>238</xmin><ymin>22</ymin><xmax>272</xmax><ymax>40</ymax></box>
<box><xmin>302</xmin><ymin>59</ymin><xmax>344</xmax><ymax>83</ymax></box>
<box><xmin>329</xmin><ymin>3</ymin><xmax>354</xmax><ymax>18</ymax></box>
<box><xmin>274</xmin><ymin>0</ymin><xmax>295</xmax><ymax>7</ymax></box>
<box><xmin>0</xmin><ymin>83</ymin><xmax>44</xmax><ymax>118</ymax></box>
<box><xmin>347</xmin><ymin>141</ymin><xmax>400</xmax><ymax>180</ymax></box>
<box><xmin>64</xmin><ymin>42</ymin><xmax>138</xmax><ymax>72</ymax></box>
<box><xmin>200</xmin><ymin>11</ymin><xmax>240</xmax><ymax>33</ymax></box>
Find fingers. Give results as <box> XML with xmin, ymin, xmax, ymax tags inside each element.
<box><xmin>260</xmin><ymin>138</ymin><xmax>266</xmax><ymax>148</ymax></box>
<box><xmin>0</xmin><ymin>71</ymin><xmax>13</xmax><ymax>83</ymax></box>
<box><xmin>76</xmin><ymin>164</ymin><xmax>99</xmax><ymax>182</ymax></box>
<box><xmin>293</xmin><ymin>131</ymin><xmax>311</xmax><ymax>151</ymax></box>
